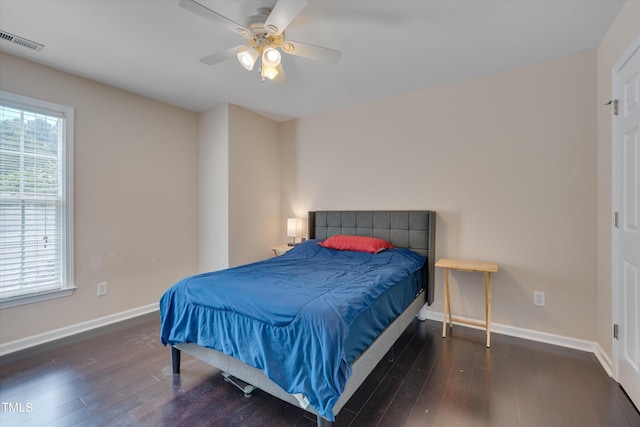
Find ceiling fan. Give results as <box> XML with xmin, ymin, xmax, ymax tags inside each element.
<box><xmin>179</xmin><ymin>0</ymin><xmax>341</xmax><ymax>83</ymax></box>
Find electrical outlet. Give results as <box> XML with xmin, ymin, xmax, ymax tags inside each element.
<box><xmin>97</xmin><ymin>282</ymin><xmax>108</xmax><ymax>297</ymax></box>
<box><xmin>534</xmin><ymin>291</ymin><xmax>545</xmax><ymax>307</ymax></box>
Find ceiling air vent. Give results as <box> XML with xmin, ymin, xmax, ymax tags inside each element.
<box><xmin>0</xmin><ymin>30</ymin><xmax>44</xmax><ymax>52</ymax></box>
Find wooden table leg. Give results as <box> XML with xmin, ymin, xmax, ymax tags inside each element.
<box><xmin>446</xmin><ymin>269</ymin><xmax>452</xmax><ymax>330</ymax></box>
<box><xmin>485</xmin><ymin>272</ymin><xmax>492</xmax><ymax>347</ymax></box>
<box><xmin>442</xmin><ymin>268</ymin><xmax>448</xmax><ymax>337</ymax></box>
<box><xmin>442</xmin><ymin>268</ymin><xmax>452</xmax><ymax>338</ymax></box>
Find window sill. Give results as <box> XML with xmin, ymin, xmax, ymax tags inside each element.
<box><xmin>0</xmin><ymin>287</ymin><xmax>77</xmax><ymax>309</ymax></box>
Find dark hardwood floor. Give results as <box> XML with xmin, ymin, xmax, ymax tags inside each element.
<box><xmin>1</xmin><ymin>312</ymin><xmax>638</xmax><ymax>426</ymax></box>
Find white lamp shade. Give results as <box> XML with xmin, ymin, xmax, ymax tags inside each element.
<box><xmin>237</xmin><ymin>47</ymin><xmax>259</xmax><ymax>70</ymax></box>
<box><xmin>261</xmin><ymin>65</ymin><xmax>279</xmax><ymax>80</ymax></box>
<box><xmin>287</xmin><ymin>218</ymin><xmax>303</xmax><ymax>238</ymax></box>
<box><xmin>262</xmin><ymin>47</ymin><xmax>281</xmax><ymax>68</ymax></box>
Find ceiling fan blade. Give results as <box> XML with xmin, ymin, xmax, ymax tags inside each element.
<box><xmin>281</xmin><ymin>40</ymin><xmax>341</xmax><ymax>64</ymax></box>
<box><xmin>264</xmin><ymin>0</ymin><xmax>308</xmax><ymax>35</ymax></box>
<box><xmin>179</xmin><ymin>0</ymin><xmax>252</xmax><ymax>39</ymax></box>
<box><xmin>199</xmin><ymin>46</ymin><xmax>243</xmax><ymax>66</ymax></box>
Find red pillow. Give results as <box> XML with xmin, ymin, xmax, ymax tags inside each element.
<box><xmin>319</xmin><ymin>235</ymin><xmax>393</xmax><ymax>254</ymax></box>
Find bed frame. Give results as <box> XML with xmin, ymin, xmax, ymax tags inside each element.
<box><xmin>170</xmin><ymin>210</ymin><xmax>436</xmax><ymax>426</ymax></box>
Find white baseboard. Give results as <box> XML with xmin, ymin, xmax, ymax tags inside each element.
<box><xmin>0</xmin><ymin>303</ymin><xmax>159</xmax><ymax>357</ymax></box>
<box><xmin>421</xmin><ymin>310</ymin><xmax>613</xmax><ymax>377</ymax></box>
<box><xmin>593</xmin><ymin>342</ymin><xmax>613</xmax><ymax>377</ymax></box>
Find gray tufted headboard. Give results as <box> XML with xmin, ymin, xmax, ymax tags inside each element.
<box><xmin>308</xmin><ymin>210</ymin><xmax>436</xmax><ymax>306</ymax></box>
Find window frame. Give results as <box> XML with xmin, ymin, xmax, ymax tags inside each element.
<box><xmin>0</xmin><ymin>91</ymin><xmax>75</xmax><ymax>309</ymax></box>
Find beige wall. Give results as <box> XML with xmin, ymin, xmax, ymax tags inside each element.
<box><xmin>199</xmin><ymin>104</ymin><xmax>281</xmax><ymax>271</ymax></box>
<box><xmin>0</xmin><ymin>52</ymin><xmax>199</xmax><ymax>343</ymax></box>
<box><xmin>596</xmin><ymin>1</ymin><xmax>640</xmax><ymax>359</ymax></box>
<box><xmin>228</xmin><ymin>104</ymin><xmax>281</xmax><ymax>267</ymax></box>
<box><xmin>281</xmin><ymin>50</ymin><xmax>598</xmax><ymax>340</ymax></box>
<box><xmin>199</xmin><ymin>105</ymin><xmax>230</xmax><ymax>272</ymax></box>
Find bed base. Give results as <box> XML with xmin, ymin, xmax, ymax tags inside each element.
<box><xmin>171</xmin><ymin>290</ymin><xmax>426</xmax><ymax>426</ymax></box>
<box><xmin>222</xmin><ymin>372</ymin><xmax>257</xmax><ymax>396</ymax></box>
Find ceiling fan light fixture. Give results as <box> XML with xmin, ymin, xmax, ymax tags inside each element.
<box><xmin>261</xmin><ymin>65</ymin><xmax>279</xmax><ymax>80</ymax></box>
<box><xmin>237</xmin><ymin>47</ymin><xmax>259</xmax><ymax>70</ymax></box>
<box><xmin>262</xmin><ymin>47</ymin><xmax>281</xmax><ymax>68</ymax></box>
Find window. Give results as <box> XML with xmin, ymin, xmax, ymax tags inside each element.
<box><xmin>0</xmin><ymin>91</ymin><xmax>74</xmax><ymax>308</ymax></box>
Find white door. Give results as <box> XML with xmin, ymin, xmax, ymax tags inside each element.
<box><xmin>613</xmin><ymin>35</ymin><xmax>640</xmax><ymax>409</ymax></box>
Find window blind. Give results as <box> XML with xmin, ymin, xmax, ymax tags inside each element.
<box><xmin>0</xmin><ymin>93</ymin><xmax>73</xmax><ymax>303</ymax></box>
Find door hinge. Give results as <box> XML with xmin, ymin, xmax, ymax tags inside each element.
<box><xmin>614</xmin><ymin>212</ymin><xmax>619</xmax><ymax>228</ymax></box>
<box><xmin>614</xmin><ymin>324</ymin><xmax>619</xmax><ymax>340</ymax></box>
<box><xmin>605</xmin><ymin>99</ymin><xmax>619</xmax><ymax>116</ymax></box>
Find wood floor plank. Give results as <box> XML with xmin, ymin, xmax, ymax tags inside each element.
<box><xmin>486</xmin><ymin>341</ymin><xmax>519</xmax><ymax>427</ymax></box>
<box><xmin>349</xmin><ymin>373</ymin><xmax>404</xmax><ymax>426</ymax></box>
<box><xmin>459</xmin><ymin>347</ymin><xmax>493</xmax><ymax>427</ymax></box>
<box><xmin>351</xmin><ymin>322</ymin><xmax>434</xmax><ymax>425</ymax></box>
<box><xmin>377</xmin><ymin>334</ymin><xmax>436</xmax><ymax>426</ymax></box>
<box><xmin>340</xmin><ymin>320</ymin><xmax>420</xmax><ymax>414</ymax></box>
<box><xmin>19</xmin><ymin>397</ymin><xmax>86</xmax><ymax>427</ymax></box>
<box><xmin>403</xmin><ymin>327</ymin><xmax>466</xmax><ymax>426</ymax></box>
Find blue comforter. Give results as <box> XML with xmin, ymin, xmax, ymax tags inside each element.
<box><xmin>160</xmin><ymin>240</ymin><xmax>425</xmax><ymax>421</ymax></box>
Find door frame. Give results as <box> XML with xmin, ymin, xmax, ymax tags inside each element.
<box><xmin>611</xmin><ymin>33</ymin><xmax>640</xmax><ymax>382</ymax></box>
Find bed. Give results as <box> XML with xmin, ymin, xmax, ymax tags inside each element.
<box><xmin>160</xmin><ymin>210</ymin><xmax>436</xmax><ymax>426</ymax></box>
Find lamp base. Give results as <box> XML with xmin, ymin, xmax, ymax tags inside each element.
<box><xmin>288</xmin><ymin>237</ymin><xmax>306</xmax><ymax>247</ymax></box>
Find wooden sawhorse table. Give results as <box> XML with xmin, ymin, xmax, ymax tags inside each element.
<box><xmin>436</xmin><ymin>258</ymin><xmax>499</xmax><ymax>347</ymax></box>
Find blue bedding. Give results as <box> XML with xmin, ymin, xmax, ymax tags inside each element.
<box><xmin>159</xmin><ymin>240</ymin><xmax>425</xmax><ymax>421</ymax></box>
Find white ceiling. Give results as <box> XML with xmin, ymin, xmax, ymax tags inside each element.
<box><xmin>0</xmin><ymin>0</ymin><xmax>624</xmax><ymax>122</ymax></box>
